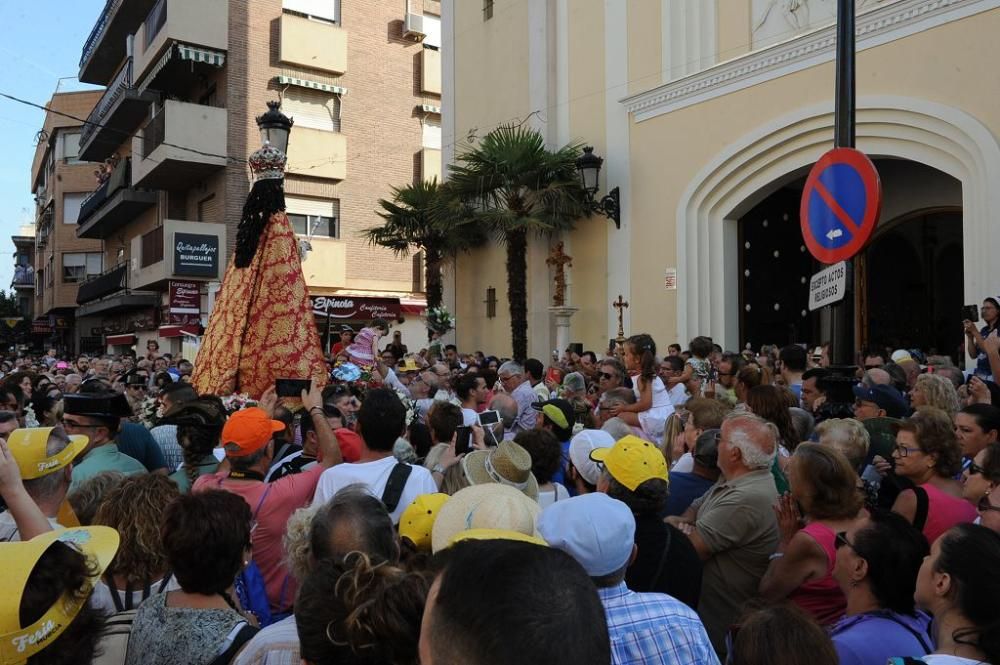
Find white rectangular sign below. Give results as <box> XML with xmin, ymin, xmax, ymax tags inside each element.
<box><xmin>808</xmin><ymin>261</ymin><xmax>847</xmax><ymax>311</ymax></box>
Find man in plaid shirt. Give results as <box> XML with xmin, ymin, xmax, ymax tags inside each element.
<box><xmin>539</xmin><ymin>492</ymin><xmax>719</xmax><ymax>665</ymax></box>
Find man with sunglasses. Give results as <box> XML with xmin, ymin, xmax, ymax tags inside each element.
<box><xmin>62</xmin><ymin>392</ymin><xmax>146</xmax><ymax>492</ymax></box>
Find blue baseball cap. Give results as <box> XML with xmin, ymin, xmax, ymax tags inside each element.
<box><xmin>537</xmin><ymin>493</ymin><xmax>635</xmax><ymax>577</ymax></box>
<box><xmin>852</xmin><ymin>384</ymin><xmax>909</xmax><ymax>418</ymax></box>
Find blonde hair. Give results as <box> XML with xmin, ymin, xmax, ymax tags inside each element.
<box><xmin>814</xmin><ymin>418</ymin><xmax>870</xmax><ymax>471</ymax></box>
<box><xmin>914</xmin><ymin>373</ymin><xmax>961</xmax><ymax>417</ymax></box>
<box><xmin>283</xmin><ymin>505</ymin><xmax>320</xmax><ymax>582</ymax></box>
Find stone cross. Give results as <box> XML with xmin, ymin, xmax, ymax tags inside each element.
<box><xmin>612</xmin><ymin>295</ymin><xmax>629</xmax><ymax>358</ymax></box>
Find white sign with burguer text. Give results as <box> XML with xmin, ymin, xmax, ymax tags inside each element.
<box><xmin>808</xmin><ymin>261</ymin><xmax>847</xmax><ymax>311</ymax></box>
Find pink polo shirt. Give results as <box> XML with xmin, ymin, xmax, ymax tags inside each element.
<box><xmin>192</xmin><ymin>464</ymin><xmax>324</xmax><ymax>612</ymax></box>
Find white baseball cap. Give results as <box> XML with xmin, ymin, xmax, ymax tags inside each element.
<box><xmin>568</xmin><ymin>429</ymin><xmax>615</xmax><ymax>486</ymax></box>
<box><xmin>538</xmin><ymin>493</ymin><xmax>635</xmax><ymax>577</ymax></box>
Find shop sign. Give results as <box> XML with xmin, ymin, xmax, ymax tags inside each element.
<box><xmin>309</xmin><ymin>296</ymin><xmax>401</xmax><ymax>320</ymax></box>
<box><xmin>169</xmin><ymin>281</ymin><xmax>201</xmax><ymax>325</ymax></box>
<box><xmin>173</xmin><ymin>233</ymin><xmax>219</xmax><ymax>277</ymax></box>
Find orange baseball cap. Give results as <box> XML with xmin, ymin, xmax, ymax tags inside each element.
<box><xmin>222</xmin><ymin>407</ymin><xmax>285</xmax><ymax>457</ymax></box>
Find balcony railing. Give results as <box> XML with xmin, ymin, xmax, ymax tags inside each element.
<box><xmin>79</xmin><ymin>157</ymin><xmax>132</xmax><ymax>225</ymax></box>
<box><xmin>143</xmin><ymin>110</ymin><xmax>166</xmax><ymax>158</ymax></box>
<box><xmin>80</xmin><ymin>0</ymin><xmax>123</xmax><ymax>68</ymax></box>
<box><xmin>80</xmin><ymin>59</ymin><xmax>133</xmax><ymax>147</ymax></box>
<box><xmin>12</xmin><ymin>266</ymin><xmax>34</xmax><ymax>287</ymax></box>
<box><xmin>77</xmin><ymin>263</ymin><xmax>128</xmax><ymax>305</ymax></box>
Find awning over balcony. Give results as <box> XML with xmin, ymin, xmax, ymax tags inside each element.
<box><xmin>275</xmin><ymin>75</ymin><xmax>347</xmax><ymax>95</ymax></box>
<box><xmin>106</xmin><ymin>334</ymin><xmax>136</xmax><ymax>346</ymax></box>
<box><xmin>138</xmin><ymin>42</ymin><xmax>226</xmax><ymax>93</ymax></box>
<box><xmin>158</xmin><ymin>324</ymin><xmax>201</xmax><ymax>338</ymax></box>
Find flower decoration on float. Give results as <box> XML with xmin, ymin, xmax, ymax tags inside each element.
<box><xmin>220</xmin><ymin>393</ymin><xmax>260</xmax><ymax>415</ymax></box>
<box><xmin>424</xmin><ymin>307</ymin><xmax>456</xmax><ymax>336</ymax></box>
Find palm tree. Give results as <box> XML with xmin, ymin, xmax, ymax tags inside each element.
<box><xmin>444</xmin><ymin>123</ymin><xmax>589</xmax><ymax>361</ymax></box>
<box><xmin>364</xmin><ymin>178</ymin><xmax>476</xmax><ymax>314</ymax></box>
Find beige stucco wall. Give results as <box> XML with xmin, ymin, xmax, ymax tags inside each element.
<box><xmin>626</xmin><ymin>8</ymin><xmax>1000</xmax><ymax>347</ymax></box>
<box><xmin>279</xmin><ymin>14</ymin><xmax>348</xmax><ymax>75</ymax></box>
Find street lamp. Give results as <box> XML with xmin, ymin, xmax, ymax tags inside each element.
<box><xmin>255</xmin><ymin>100</ymin><xmax>294</xmax><ymax>155</ymax></box>
<box><xmin>575</xmin><ymin>146</ymin><xmax>621</xmax><ymax>229</ymax></box>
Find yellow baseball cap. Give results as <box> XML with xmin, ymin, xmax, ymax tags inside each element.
<box><xmin>447</xmin><ymin>528</ymin><xmax>548</xmax><ymax>548</ymax></box>
<box><xmin>0</xmin><ymin>526</ymin><xmax>119</xmax><ymax>664</ymax></box>
<box><xmin>589</xmin><ymin>435</ymin><xmax>668</xmax><ymax>491</ymax></box>
<box><xmin>399</xmin><ymin>493</ymin><xmax>450</xmax><ymax>552</ymax></box>
<box><xmin>6</xmin><ymin>428</ymin><xmax>89</xmax><ymax>480</ymax></box>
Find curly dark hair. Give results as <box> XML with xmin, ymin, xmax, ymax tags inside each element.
<box><xmin>20</xmin><ymin>541</ymin><xmax>106</xmax><ymax>665</ymax></box>
<box><xmin>513</xmin><ymin>429</ymin><xmax>562</xmax><ymax>485</ymax></box>
<box><xmin>161</xmin><ymin>490</ymin><xmax>251</xmax><ymax>595</ymax></box>
<box><xmin>296</xmin><ymin>551</ymin><xmax>429</xmax><ymax>665</ymax></box>
<box><xmin>896</xmin><ymin>407</ymin><xmax>964</xmax><ymax>477</ymax></box>
<box><xmin>605</xmin><ymin>475</ymin><xmax>669</xmax><ymax>517</ymax></box>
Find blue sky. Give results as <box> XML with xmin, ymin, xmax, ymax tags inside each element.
<box><xmin>0</xmin><ymin>0</ymin><xmax>104</xmax><ymax>294</ymax></box>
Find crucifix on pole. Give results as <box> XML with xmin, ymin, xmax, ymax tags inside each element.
<box><xmin>612</xmin><ymin>295</ymin><xmax>629</xmax><ymax>359</ymax></box>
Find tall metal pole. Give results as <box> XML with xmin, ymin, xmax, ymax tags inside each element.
<box><xmin>828</xmin><ymin>0</ymin><xmax>856</xmax><ymax>367</ymax></box>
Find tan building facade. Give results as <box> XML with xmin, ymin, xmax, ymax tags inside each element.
<box><xmin>72</xmin><ymin>0</ymin><xmax>441</xmax><ymax>357</ymax></box>
<box><xmin>444</xmin><ymin>0</ymin><xmax>998</xmax><ymax>362</ymax></box>
<box><xmin>29</xmin><ymin>90</ymin><xmax>106</xmax><ymax>353</ymax></box>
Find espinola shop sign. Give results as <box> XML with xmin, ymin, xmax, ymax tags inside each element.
<box><xmin>174</xmin><ymin>232</ymin><xmax>219</xmax><ymax>278</ymax></box>
<box><xmin>310</xmin><ymin>296</ymin><xmax>401</xmax><ymax>320</ymax></box>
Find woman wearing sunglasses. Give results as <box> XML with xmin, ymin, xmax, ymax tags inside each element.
<box><xmin>962</xmin><ymin>441</ymin><xmax>1000</xmax><ymax>513</ymax></box>
<box><xmin>829</xmin><ymin>511</ymin><xmax>932</xmax><ymax>665</ymax></box>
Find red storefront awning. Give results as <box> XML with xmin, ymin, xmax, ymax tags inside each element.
<box><xmin>106</xmin><ymin>334</ymin><xmax>136</xmax><ymax>346</ymax></box>
<box><xmin>159</xmin><ymin>324</ymin><xmax>201</xmax><ymax>338</ymax></box>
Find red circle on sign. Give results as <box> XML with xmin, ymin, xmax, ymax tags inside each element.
<box><xmin>799</xmin><ymin>147</ymin><xmax>882</xmax><ymax>265</ymax></box>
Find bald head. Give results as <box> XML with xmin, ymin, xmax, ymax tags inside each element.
<box><xmin>864</xmin><ymin>368</ymin><xmax>891</xmax><ymax>387</ymax></box>
<box><xmin>489</xmin><ymin>393</ymin><xmax>518</xmax><ymax>430</ymax></box>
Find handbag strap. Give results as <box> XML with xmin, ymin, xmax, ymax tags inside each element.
<box><xmin>381</xmin><ymin>463</ymin><xmax>413</xmax><ymax>513</ymax></box>
<box><xmin>912</xmin><ymin>486</ymin><xmax>929</xmax><ymax>533</ymax></box>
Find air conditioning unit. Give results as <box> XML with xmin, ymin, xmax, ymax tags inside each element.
<box><xmin>403</xmin><ymin>13</ymin><xmax>426</xmax><ymax>40</ymax></box>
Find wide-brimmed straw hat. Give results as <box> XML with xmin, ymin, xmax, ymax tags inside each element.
<box><xmin>431</xmin><ymin>484</ymin><xmax>541</xmax><ymax>553</ymax></box>
<box><xmin>461</xmin><ymin>440</ymin><xmax>539</xmax><ymax>499</ymax></box>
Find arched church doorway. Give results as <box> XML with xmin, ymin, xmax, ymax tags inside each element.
<box><xmin>738</xmin><ymin>159</ymin><xmax>962</xmax><ymax>355</ymax></box>
<box><xmin>860</xmin><ymin>209</ymin><xmax>963</xmax><ymax>360</ymax></box>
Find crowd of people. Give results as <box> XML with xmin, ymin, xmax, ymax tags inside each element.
<box><xmin>1</xmin><ymin>296</ymin><xmax>1000</xmax><ymax>665</ymax></box>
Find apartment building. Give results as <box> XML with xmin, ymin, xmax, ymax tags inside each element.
<box><xmin>29</xmin><ymin>90</ymin><xmax>105</xmax><ymax>354</ymax></box>
<box><xmin>9</xmin><ymin>224</ymin><xmax>36</xmax><ymax>351</ymax></box>
<box><xmin>74</xmin><ymin>0</ymin><xmax>441</xmax><ymax>357</ymax></box>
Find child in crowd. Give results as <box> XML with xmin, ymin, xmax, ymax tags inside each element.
<box><xmin>666</xmin><ymin>335</ymin><xmax>714</xmax><ymax>395</ymax></box>
<box><xmin>610</xmin><ymin>334</ymin><xmax>674</xmax><ymax>442</ymax></box>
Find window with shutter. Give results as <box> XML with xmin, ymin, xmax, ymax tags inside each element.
<box><xmin>198</xmin><ymin>194</ymin><xmax>220</xmax><ymax>223</ymax></box>
<box><xmin>286</xmin><ymin>196</ymin><xmax>340</xmax><ymax>238</ymax></box>
<box><xmin>423</xmin><ymin>14</ymin><xmax>441</xmax><ymax>48</ymax></box>
<box><xmin>283</xmin><ymin>0</ymin><xmax>337</xmax><ymax>23</ymax></box>
<box><xmin>422</xmin><ymin>118</ymin><xmax>442</xmax><ymax>150</ymax></box>
<box><xmin>63</xmin><ymin>193</ymin><xmax>87</xmax><ymax>225</ymax></box>
<box><xmin>282</xmin><ymin>88</ymin><xmax>341</xmax><ymax>132</ymax></box>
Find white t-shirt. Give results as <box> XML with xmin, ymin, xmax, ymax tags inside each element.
<box><xmin>461</xmin><ymin>408</ymin><xmax>479</xmax><ymax>426</ymax></box>
<box><xmin>672</xmin><ymin>452</ymin><xmax>695</xmax><ymax>473</ymax></box>
<box><xmin>0</xmin><ymin>512</ymin><xmax>61</xmax><ymax>543</ymax></box>
<box><xmin>668</xmin><ymin>383</ymin><xmax>689</xmax><ymax>407</ymax></box>
<box><xmin>921</xmin><ymin>657</ymin><xmax>988</xmax><ymax>665</ymax></box>
<box><xmin>312</xmin><ymin>456</ymin><xmax>438</xmax><ymax>523</ymax></box>
<box><xmin>537</xmin><ymin>483</ymin><xmax>570</xmax><ymax>510</ymax></box>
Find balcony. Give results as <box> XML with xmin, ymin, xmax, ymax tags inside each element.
<box><xmin>132</xmin><ymin>100</ymin><xmax>228</xmax><ymax>189</ymax></box>
<box><xmin>79</xmin><ymin>59</ymin><xmax>156</xmax><ymax>161</ymax></box>
<box><xmin>421</xmin><ymin>148</ymin><xmax>442</xmax><ymax>183</ymax></box>
<box><xmin>12</xmin><ymin>266</ymin><xmax>35</xmax><ymax>290</ymax></box>
<box><xmin>130</xmin><ymin>219</ymin><xmax>227</xmax><ymax>290</ymax></box>
<box><xmin>77</xmin><ymin>158</ymin><xmax>158</xmax><ymax>240</ymax></box>
<box><xmin>79</xmin><ymin>0</ymin><xmax>159</xmax><ymax>85</ymax></box>
<box><xmin>76</xmin><ymin>263</ymin><xmax>159</xmax><ymax>317</ymax></box>
<box><xmin>133</xmin><ymin>0</ymin><xmax>228</xmax><ymax>85</ymax></box>
<box><xmin>286</xmin><ymin>127</ymin><xmax>347</xmax><ymax>181</ymax></box>
<box><xmin>280</xmin><ymin>13</ymin><xmax>347</xmax><ymax>74</ymax></box>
